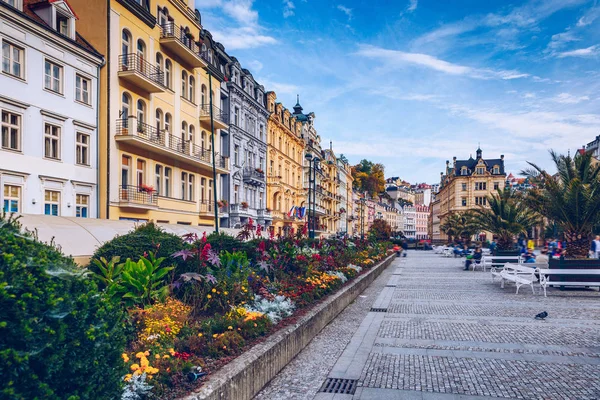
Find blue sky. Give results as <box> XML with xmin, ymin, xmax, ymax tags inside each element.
<box><xmin>195</xmin><ymin>0</ymin><xmax>600</xmax><ymax>183</ymax></box>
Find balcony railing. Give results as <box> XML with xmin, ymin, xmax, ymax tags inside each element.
<box><xmin>199</xmin><ymin>200</ymin><xmax>214</xmax><ymax>214</ymax></box>
<box><xmin>257</xmin><ymin>209</ymin><xmax>272</xmax><ymax>219</ymax></box>
<box><xmin>116</xmin><ymin>118</ymin><xmax>228</xmax><ymax>169</ymax></box>
<box><xmin>200</xmin><ymin>105</ymin><xmax>229</xmax><ymax>126</ymax></box>
<box><xmin>159</xmin><ymin>22</ymin><xmax>209</xmax><ymax>65</ymax></box>
<box><xmin>119</xmin><ymin>185</ymin><xmax>158</xmax><ymax>206</ymax></box>
<box><xmin>243</xmin><ymin>167</ymin><xmax>265</xmax><ymax>184</ymax></box>
<box><xmin>118</xmin><ymin>53</ymin><xmax>164</xmax><ymax>87</ymax></box>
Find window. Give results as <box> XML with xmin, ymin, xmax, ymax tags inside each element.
<box><xmin>44</xmin><ymin>60</ymin><xmax>62</xmax><ymax>93</ymax></box>
<box><xmin>1</xmin><ymin>110</ymin><xmax>20</xmax><ymax>151</ymax></box>
<box><xmin>75</xmin><ymin>74</ymin><xmax>91</xmax><ymax>104</ymax></box>
<box><xmin>164</xmin><ymin>167</ymin><xmax>171</xmax><ymax>197</ymax></box>
<box><xmin>493</xmin><ymin>165</ymin><xmax>500</xmax><ymax>174</ymax></box>
<box><xmin>201</xmin><ymin>131</ymin><xmax>206</xmax><ymax>150</ymax></box>
<box><xmin>2</xmin><ymin>41</ymin><xmax>23</xmax><ymax>78</ymax></box>
<box><xmin>3</xmin><ymin>184</ymin><xmax>20</xmax><ymax>213</ymax></box>
<box><xmin>461</xmin><ymin>197</ymin><xmax>467</xmax><ymax>207</ymax></box>
<box><xmin>494</xmin><ymin>182</ymin><xmax>500</xmax><ymax>190</ymax></box>
<box><xmin>233</xmin><ymin>144</ymin><xmax>239</xmax><ymax>166</ymax></box>
<box><xmin>200</xmin><ymin>177</ymin><xmax>205</xmax><ymax>202</ymax></box>
<box><xmin>164</xmin><ymin>113</ymin><xmax>171</xmax><ymax>133</ymax></box>
<box><xmin>76</xmin><ymin>194</ymin><xmax>89</xmax><ymax>218</ymax></box>
<box><xmin>122</xmin><ymin>29</ymin><xmax>131</xmax><ymax>57</ymax></box>
<box><xmin>121</xmin><ymin>92</ymin><xmax>131</xmax><ymax>120</ymax></box>
<box><xmin>234</xmin><ymin>106</ymin><xmax>239</xmax><ymax>126</ymax></box>
<box><xmin>188</xmin><ymin>174</ymin><xmax>194</xmax><ymax>201</ymax></box>
<box><xmin>475</xmin><ymin>196</ymin><xmax>487</xmax><ymax>206</ymax></box>
<box><xmin>136</xmin><ymin>159</ymin><xmax>145</xmax><ymax>187</ymax></box>
<box><xmin>461</xmin><ymin>166</ymin><xmax>468</xmax><ymax>176</ymax></box>
<box><xmin>181</xmin><ymin>71</ymin><xmax>188</xmax><ymax>98</ymax></box>
<box><xmin>259</xmin><ymin>124</ymin><xmax>264</xmax><ymax>141</ymax></box>
<box><xmin>155</xmin><ymin>109</ymin><xmax>163</xmax><ymax>132</ymax></box>
<box><xmin>137</xmin><ymin>99</ymin><xmax>146</xmax><ymax>124</ymax></box>
<box><xmin>44</xmin><ymin>190</ymin><xmax>60</xmax><ymax>216</ymax></box>
<box><xmin>475</xmin><ymin>182</ymin><xmax>486</xmax><ymax>191</ymax></box>
<box><xmin>181</xmin><ymin>172</ymin><xmax>188</xmax><ymax>200</ymax></box>
<box><xmin>136</xmin><ymin>39</ymin><xmax>146</xmax><ymax>61</ymax></box>
<box><xmin>56</xmin><ymin>13</ymin><xmax>69</xmax><ymax>36</ymax></box>
<box><xmin>461</xmin><ymin>183</ymin><xmax>467</xmax><ymax>191</ymax></box>
<box><xmin>201</xmin><ymin>85</ymin><xmax>207</xmax><ymax>106</ymax></box>
<box><xmin>155</xmin><ymin>164</ymin><xmax>163</xmax><ymax>195</ymax></box>
<box><xmin>2</xmin><ymin>0</ymin><xmax>19</xmax><ymax>8</ymax></box>
<box><xmin>76</xmin><ymin>132</ymin><xmax>89</xmax><ymax>165</ymax></box>
<box><xmin>165</xmin><ymin>59</ymin><xmax>172</xmax><ymax>89</ymax></box>
<box><xmin>121</xmin><ymin>155</ymin><xmax>131</xmax><ymax>187</ymax></box>
<box><xmin>476</xmin><ymin>167</ymin><xmax>485</xmax><ymax>175</ymax></box>
<box><xmin>44</xmin><ymin>123</ymin><xmax>60</xmax><ymax>159</ymax></box>
<box><xmin>188</xmin><ymin>76</ymin><xmax>195</xmax><ymax>103</ymax></box>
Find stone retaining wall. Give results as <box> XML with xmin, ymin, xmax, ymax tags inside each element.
<box><xmin>181</xmin><ymin>254</ymin><xmax>395</xmax><ymax>400</ymax></box>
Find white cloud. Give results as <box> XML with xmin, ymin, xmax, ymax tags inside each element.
<box><xmin>523</xmin><ymin>92</ymin><xmax>536</xmax><ymax>98</ymax></box>
<box><xmin>258</xmin><ymin>78</ymin><xmax>299</xmax><ymax>95</ymax></box>
<box><xmin>221</xmin><ymin>0</ymin><xmax>259</xmax><ymax>26</ymax></box>
<box><xmin>248</xmin><ymin>59</ymin><xmax>263</xmax><ymax>72</ymax></box>
<box><xmin>557</xmin><ymin>44</ymin><xmax>600</xmax><ymax>58</ymax></box>
<box><xmin>355</xmin><ymin>45</ymin><xmax>529</xmax><ymax>80</ymax></box>
<box><xmin>209</xmin><ymin>27</ymin><xmax>277</xmax><ymax>50</ymax></box>
<box><xmin>552</xmin><ymin>93</ymin><xmax>590</xmax><ymax>104</ymax></box>
<box><xmin>283</xmin><ymin>0</ymin><xmax>295</xmax><ymax>18</ymax></box>
<box><xmin>547</xmin><ymin>31</ymin><xmax>580</xmax><ymax>50</ymax></box>
<box><xmin>407</xmin><ymin>0</ymin><xmax>418</xmax><ymax>13</ymax></box>
<box><xmin>337</xmin><ymin>5</ymin><xmax>353</xmax><ymax>21</ymax></box>
<box><xmin>577</xmin><ymin>5</ymin><xmax>600</xmax><ymax>26</ymax></box>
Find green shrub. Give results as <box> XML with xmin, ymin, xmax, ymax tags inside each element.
<box><xmin>0</xmin><ymin>214</ymin><xmax>126</xmax><ymax>400</ymax></box>
<box><xmin>91</xmin><ymin>222</ymin><xmax>184</xmax><ymax>273</ymax></box>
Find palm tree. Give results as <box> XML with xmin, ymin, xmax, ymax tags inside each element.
<box><xmin>522</xmin><ymin>150</ymin><xmax>600</xmax><ymax>258</ymax></box>
<box><xmin>440</xmin><ymin>211</ymin><xmax>479</xmax><ymax>244</ymax></box>
<box><xmin>472</xmin><ymin>188</ymin><xmax>539</xmax><ymax>250</ymax></box>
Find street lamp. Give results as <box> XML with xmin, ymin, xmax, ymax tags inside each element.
<box><xmin>360</xmin><ymin>197</ymin><xmax>365</xmax><ymax>240</ymax></box>
<box><xmin>305</xmin><ymin>152</ymin><xmax>320</xmax><ymax>239</ymax></box>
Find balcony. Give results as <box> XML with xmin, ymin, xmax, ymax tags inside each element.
<box><xmin>308</xmin><ymin>204</ymin><xmax>327</xmax><ymax>216</ymax></box>
<box><xmin>159</xmin><ymin>23</ymin><xmax>208</xmax><ymax>68</ymax></box>
<box><xmin>199</xmin><ymin>201</ymin><xmax>215</xmax><ymax>216</ymax></box>
<box><xmin>257</xmin><ymin>209</ymin><xmax>272</xmax><ymax>220</ymax></box>
<box><xmin>243</xmin><ymin>167</ymin><xmax>265</xmax><ymax>186</ymax></box>
<box><xmin>229</xmin><ymin>203</ymin><xmax>258</xmax><ymax>218</ymax></box>
<box><xmin>115</xmin><ymin>118</ymin><xmax>228</xmax><ymax>173</ymax></box>
<box><xmin>200</xmin><ymin>105</ymin><xmax>229</xmax><ymax>130</ymax></box>
<box><xmin>119</xmin><ymin>185</ymin><xmax>158</xmax><ymax>209</ymax></box>
<box><xmin>118</xmin><ymin>54</ymin><xmax>165</xmax><ymax>93</ymax></box>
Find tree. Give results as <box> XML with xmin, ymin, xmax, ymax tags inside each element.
<box><xmin>351</xmin><ymin>159</ymin><xmax>385</xmax><ymax>197</ymax></box>
<box><xmin>368</xmin><ymin>218</ymin><xmax>392</xmax><ymax>241</ymax></box>
<box><xmin>397</xmin><ymin>198</ymin><xmax>414</xmax><ymax>207</ymax></box>
<box><xmin>472</xmin><ymin>188</ymin><xmax>539</xmax><ymax>250</ymax></box>
<box><xmin>440</xmin><ymin>211</ymin><xmax>479</xmax><ymax>243</ymax></box>
<box><xmin>522</xmin><ymin>150</ymin><xmax>600</xmax><ymax>258</ymax></box>
<box><xmin>338</xmin><ymin>154</ymin><xmax>349</xmax><ymax>164</ymax></box>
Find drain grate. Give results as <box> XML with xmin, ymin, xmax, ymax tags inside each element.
<box><xmin>385</xmin><ymin>284</ymin><xmax>397</xmax><ymax>287</ymax></box>
<box><xmin>370</xmin><ymin>307</ymin><xmax>388</xmax><ymax>312</ymax></box>
<box><xmin>318</xmin><ymin>378</ymin><xmax>358</xmax><ymax>394</ymax></box>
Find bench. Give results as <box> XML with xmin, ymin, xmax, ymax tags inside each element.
<box><xmin>499</xmin><ymin>263</ymin><xmax>537</xmax><ymax>294</ymax></box>
<box><xmin>484</xmin><ymin>256</ymin><xmax>522</xmax><ymax>274</ymax></box>
<box><xmin>538</xmin><ymin>268</ymin><xmax>600</xmax><ymax>297</ymax></box>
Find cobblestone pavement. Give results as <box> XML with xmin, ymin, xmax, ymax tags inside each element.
<box><xmin>255</xmin><ymin>252</ymin><xmax>600</xmax><ymax>400</ymax></box>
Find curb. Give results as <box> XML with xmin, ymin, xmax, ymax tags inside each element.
<box><xmin>180</xmin><ymin>254</ymin><xmax>395</xmax><ymax>400</ymax></box>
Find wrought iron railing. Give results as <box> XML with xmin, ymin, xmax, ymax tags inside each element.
<box><xmin>118</xmin><ymin>53</ymin><xmax>164</xmax><ymax>87</ymax></box>
<box><xmin>257</xmin><ymin>209</ymin><xmax>272</xmax><ymax>218</ymax></box>
<box><xmin>199</xmin><ymin>200</ymin><xmax>214</xmax><ymax>214</ymax></box>
<box><xmin>159</xmin><ymin>22</ymin><xmax>209</xmax><ymax>62</ymax></box>
<box><xmin>200</xmin><ymin>105</ymin><xmax>229</xmax><ymax>125</ymax></box>
<box><xmin>243</xmin><ymin>167</ymin><xmax>265</xmax><ymax>182</ymax></box>
<box><xmin>116</xmin><ymin>118</ymin><xmax>227</xmax><ymax>168</ymax></box>
<box><xmin>119</xmin><ymin>185</ymin><xmax>158</xmax><ymax>206</ymax></box>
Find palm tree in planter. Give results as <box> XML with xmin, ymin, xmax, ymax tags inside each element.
<box><xmin>522</xmin><ymin>151</ymin><xmax>600</xmax><ymax>258</ymax></box>
<box><xmin>472</xmin><ymin>188</ymin><xmax>539</xmax><ymax>250</ymax></box>
<box><xmin>440</xmin><ymin>211</ymin><xmax>479</xmax><ymax>244</ymax></box>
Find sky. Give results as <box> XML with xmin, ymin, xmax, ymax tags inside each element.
<box><xmin>195</xmin><ymin>0</ymin><xmax>600</xmax><ymax>184</ymax></box>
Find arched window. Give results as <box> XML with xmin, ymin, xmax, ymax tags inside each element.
<box><xmin>189</xmin><ymin>76</ymin><xmax>195</xmax><ymax>103</ymax></box>
<box><xmin>181</xmin><ymin>71</ymin><xmax>188</xmax><ymax>99</ymax></box>
<box><xmin>155</xmin><ymin>109</ymin><xmax>163</xmax><ymax>132</ymax></box>
<box><xmin>155</xmin><ymin>52</ymin><xmax>163</xmax><ymax>70</ymax></box>
<box><xmin>136</xmin><ymin>99</ymin><xmax>146</xmax><ymax>124</ymax></box>
<box><xmin>208</xmin><ymin>49</ymin><xmax>213</xmax><ymax>63</ymax></box>
<box><xmin>201</xmin><ymin>84</ymin><xmax>207</xmax><ymax>106</ymax></box>
<box><xmin>181</xmin><ymin>121</ymin><xmax>187</xmax><ymax>141</ymax></box>
<box><xmin>121</xmin><ymin>29</ymin><xmax>131</xmax><ymax>57</ymax></box>
<box><xmin>201</xmin><ymin>131</ymin><xmax>206</xmax><ymax>149</ymax></box>
<box><xmin>165</xmin><ymin>59</ymin><xmax>172</xmax><ymax>89</ymax></box>
<box><xmin>188</xmin><ymin>124</ymin><xmax>195</xmax><ymax>143</ymax></box>
<box><xmin>164</xmin><ymin>113</ymin><xmax>171</xmax><ymax>133</ymax></box>
<box><xmin>121</xmin><ymin>92</ymin><xmax>131</xmax><ymax>123</ymax></box>
<box><xmin>201</xmin><ymin>43</ymin><xmax>207</xmax><ymax>54</ymax></box>
<box><xmin>136</xmin><ymin>39</ymin><xmax>146</xmax><ymax>61</ymax></box>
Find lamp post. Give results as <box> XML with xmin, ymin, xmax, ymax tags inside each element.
<box><xmin>360</xmin><ymin>198</ymin><xmax>365</xmax><ymax>240</ymax></box>
<box><xmin>208</xmin><ymin>71</ymin><xmax>219</xmax><ymax>234</ymax></box>
<box><xmin>305</xmin><ymin>152</ymin><xmax>320</xmax><ymax>239</ymax></box>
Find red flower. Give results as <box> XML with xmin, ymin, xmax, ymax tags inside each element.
<box><xmin>296</xmin><ymin>255</ymin><xmax>307</xmax><ymax>262</ymax></box>
<box><xmin>200</xmin><ymin>242</ymin><xmax>212</xmax><ymax>261</ymax></box>
<box><xmin>312</xmin><ymin>254</ymin><xmax>321</xmax><ymax>262</ymax></box>
<box><xmin>258</xmin><ymin>241</ymin><xmax>266</xmax><ymax>253</ymax></box>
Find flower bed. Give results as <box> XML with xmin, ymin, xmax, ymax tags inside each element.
<box><xmin>1</xmin><ymin>214</ymin><xmax>391</xmax><ymax>400</ymax></box>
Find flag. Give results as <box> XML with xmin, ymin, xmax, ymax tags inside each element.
<box><xmin>287</xmin><ymin>206</ymin><xmax>297</xmax><ymax>218</ymax></box>
<box><xmin>297</xmin><ymin>207</ymin><xmax>306</xmax><ymax>219</ymax></box>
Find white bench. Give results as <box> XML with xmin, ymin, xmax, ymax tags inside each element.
<box><xmin>538</xmin><ymin>268</ymin><xmax>600</xmax><ymax>297</ymax></box>
<box><xmin>442</xmin><ymin>248</ymin><xmax>454</xmax><ymax>257</ymax></box>
<box><xmin>499</xmin><ymin>263</ymin><xmax>537</xmax><ymax>294</ymax></box>
<box><xmin>484</xmin><ymin>256</ymin><xmax>523</xmax><ymax>274</ymax></box>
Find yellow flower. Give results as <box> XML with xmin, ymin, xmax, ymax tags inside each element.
<box><xmin>198</xmin><ymin>333</ymin><xmax>203</xmax><ymax>337</ymax></box>
<box><xmin>130</xmin><ymin>363</ymin><xmax>140</xmax><ymax>371</ymax></box>
<box><xmin>212</xmin><ymin>288</ymin><xmax>217</xmax><ymax>293</ymax></box>
<box><xmin>140</xmin><ymin>357</ymin><xmax>149</xmax><ymax>368</ymax></box>
<box><xmin>213</xmin><ymin>334</ymin><xmax>218</xmax><ymax>338</ymax></box>
<box><xmin>124</xmin><ymin>374</ymin><xmax>133</xmax><ymax>382</ymax></box>
<box><xmin>163</xmin><ymin>355</ymin><xmax>170</xmax><ymax>359</ymax></box>
<box><xmin>122</xmin><ymin>353</ymin><xmax>130</xmax><ymax>363</ymax></box>
<box><xmin>144</xmin><ymin>351</ymin><xmax>150</xmax><ymax>356</ymax></box>
<box><xmin>227</xmin><ymin>326</ymin><xmax>233</xmax><ymax>330</ymax></box>
<box><xmin>207</xmin><ymin>294</ymin><xmax>212</xmax><ymax>299</ymax></box>
<box><xmin>224</xmin><ymin>291</ymin><xmax>228</xmax><ymax>295</ymax></box>
<box><xmin>168</xmin><ymin>348</ymin><xmax>175</xmax><ymax>356</ymax></box>
<box><xmin>135</xmin><ymin>352</ymin><xmax>145</xmax><ymax>359</ymax></box>
<box><xmin>155</xmin><ymin>354</ymin><xmax>161</xmax><ymax>360</ymax></box>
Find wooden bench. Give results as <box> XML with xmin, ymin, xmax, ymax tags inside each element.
<box><xmin>538</xmin><ymin>268</ymin><xmax>600</xmax><ymax>297</ymax></box>
<box><xmin>499</xmin><ymin>263</ymin><xmax>537</xmax><ymax>294</ymax></box>
<box><xmin>484</xmin><ymin>256</ymin><xmax>522</xmax><ymax>274</ymax></box>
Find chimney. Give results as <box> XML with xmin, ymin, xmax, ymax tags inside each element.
<box><xmin>501</xmin><ymin>154</ymin><xmax>504</xmax><ymax>160</ymax></box>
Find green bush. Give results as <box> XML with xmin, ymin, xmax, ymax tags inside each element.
<box><xmin>0</xmin><ymin>214</ymin><xmax>126</xmax><ymax>400</ymax></box>
<box><xmin>91</xmin><ymin>222</ymin><xmax>184</xmax><ymax>273</ymax></box>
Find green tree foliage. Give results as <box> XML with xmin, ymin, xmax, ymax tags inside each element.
<box><xmin>351</xmin><ymin>159</ymin><xmax>385</xmax><ymax>197</ymax></box>
<box><xmin>472</xmin><ymin>188</ymin><xmax>539</xmax><ymax>250</ymax></box>
<box><xmin>523</xmin><ymin>150</ymin><xmax>600</xmax><ymax>258</ymax></box>
<box><xmin>0</xmin><ymin>214</ymin><xmax>126</xmax><ymax>400</ymax></box>
<box><xmin>440</xmin><ymin>211</ymin><xmax>479</xmax><ymax>243</ymax></box>
<box><xmin>368</xmin><ymin>218</ymin><xmax>392</xmax><ymax>241</ymax></box>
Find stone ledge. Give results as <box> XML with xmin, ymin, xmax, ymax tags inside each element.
<box><xmin>180</xmin><ymin>254</ymin><xmax>395</xmax><ymax>400</ymax></box>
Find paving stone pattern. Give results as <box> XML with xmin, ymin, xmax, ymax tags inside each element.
<box><xmin>254</xmin><ymin>252</ymin><xmax>600</xmax><ymax>400</ymax></box>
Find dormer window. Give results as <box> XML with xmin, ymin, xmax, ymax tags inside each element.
<box><xmin>461</xmin><ymin>166</ymin><xmax>468</xmax><ymax>176</ymax></box>
<box><xmin>56</xmin><ymin>13</ymin><xmax>69</xmax><ymax>36</ymax></box>
<box><xmin>492</xmin><ymin>165</ymin><xmax>500</xmax><ymax>174</ymax></box>
<box><xmin>3</xmin><ymin>0</ymin><xmax>22</xmax><ymax>10</ymax></box>
<box><xmin>476</xmin><ymin>167</ymin><xmax>485</xmax><ymax>175</ymax></box>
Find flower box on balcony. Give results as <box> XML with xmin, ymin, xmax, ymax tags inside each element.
<box><xmin>241</xmin><ymin>202</ymin><xmax>249</xmax><ymax>208</ymax></box>
<box><xmin>139</xmin><ymin>184</ymin><xmax>155</xmax><ymax>194</ymax></box>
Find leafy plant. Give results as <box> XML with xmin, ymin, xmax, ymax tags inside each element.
<box><xmin>245</xmin><ymin>295</ymin><xmax>295</xmax><ymax>324</ymax></box>
<box><xmin>117</xmin><ymin>254</ymin><xmax>174</xmax><ymax>307</ymax></box>
<box><xmin>440</xmin><ymin>211</ymin><xmax>479</xmax><ymax>243</ymax></box>
<box><xmin>368</xmin><ymin>218</ymin><xmax>392</xmax><ymax>241</ymax></box>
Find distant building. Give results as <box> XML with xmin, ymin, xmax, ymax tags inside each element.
<box><xmin>415</xmin><ymin>204</ymin><xmax>429</xmax><ymax>240</ymax></box>
<box><xmin>585</xmin><ymin>135</ymin><xmax>600</xmax><ymax>161</ymax></box>
<box><xmin>403</xmin><ymin>205</ymin><xmax>416</xmax><ymax>239</ymax></box>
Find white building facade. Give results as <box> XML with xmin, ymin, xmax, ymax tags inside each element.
<box><xmin>0</xmin><ymin>0</ymin><xmax>103</xmax><ymax>218</ymax></box>
<box><xmin>403</xmin><ymin>205</ymin><xmax>416</xmax><ymax>239</ymax></box>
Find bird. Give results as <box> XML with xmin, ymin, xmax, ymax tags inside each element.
<box><xmin>535</xmin><ymin>311</ymin><xmax>548</xmax><ymax>320</ymax></box>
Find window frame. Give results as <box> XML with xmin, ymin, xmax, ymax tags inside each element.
<box><xmin>44</xmin><ymin>122</ymin><xmax>61</xmax><ymax>160</ymax></box>
<box><xmin>44</xmin><ymin>189</ymin><xmax>61</xmax><ymax>216</ymax></box>
<box><xmin>3</xmin><ymin>184</ymin><xmax>21</xmax><ymax>213</ymax></box>
<box><xmin>1</xmin><ymin>39</ymin><xmax>25</xmax><ymax>80</ymax></box>
<box><xmin>75</xmin><ymin>131</ymin><xmax>90</xmax><ymax>166</ymax></box>
<box><xmin>75</xmin><ymin>73</ymin><xmax>91</xmax><ymax>105</ymax></box>
<box><xmin>44</xmin><ymin>58</ymin><xmax>64</xmax><ymax>95</ymax></box>
<box><xmin>1</xmin><ymin>108</ymin><xmax>22</xmax><ymax>152</ymax></box>
<box><xmin>75</xmin><ymin>193</ymin><xmax>89</xmax><ymax>218</ymax></box>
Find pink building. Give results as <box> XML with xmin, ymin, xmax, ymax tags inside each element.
<box><xmin>415</xmin><ymin>204</ymin><xmax>430</xmax><ymax>240</ymax></box>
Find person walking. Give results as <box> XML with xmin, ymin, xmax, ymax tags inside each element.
<box><xmin>401</xmin><ymin>240</ymin><xmax>408</xmax><ymax>257</ymax></box>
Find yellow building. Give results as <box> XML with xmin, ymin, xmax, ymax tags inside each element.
<box><xmin>336</xmin><ymin>158</ymin><xmax>354</xmax><ymax>236</ymax></box>
<box><xmin>436</xmin><ymin>147</ymin><xmax>506</xmax><ymax>241</ymax></box>
<box><xmin>265</xmin><ymin>91</ymin><xmax>305</xmax><ymax>236</ymax></box>
<box><xmin>70</xmin><ymin>0</ymin><xmax>228</xmax><ymax>225</ymax></box>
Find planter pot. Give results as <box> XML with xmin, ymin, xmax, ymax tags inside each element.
<box><xmin>548</xmin><ymin>258</ymin><xmax>600</xmax><ymax>284</ymax></box>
